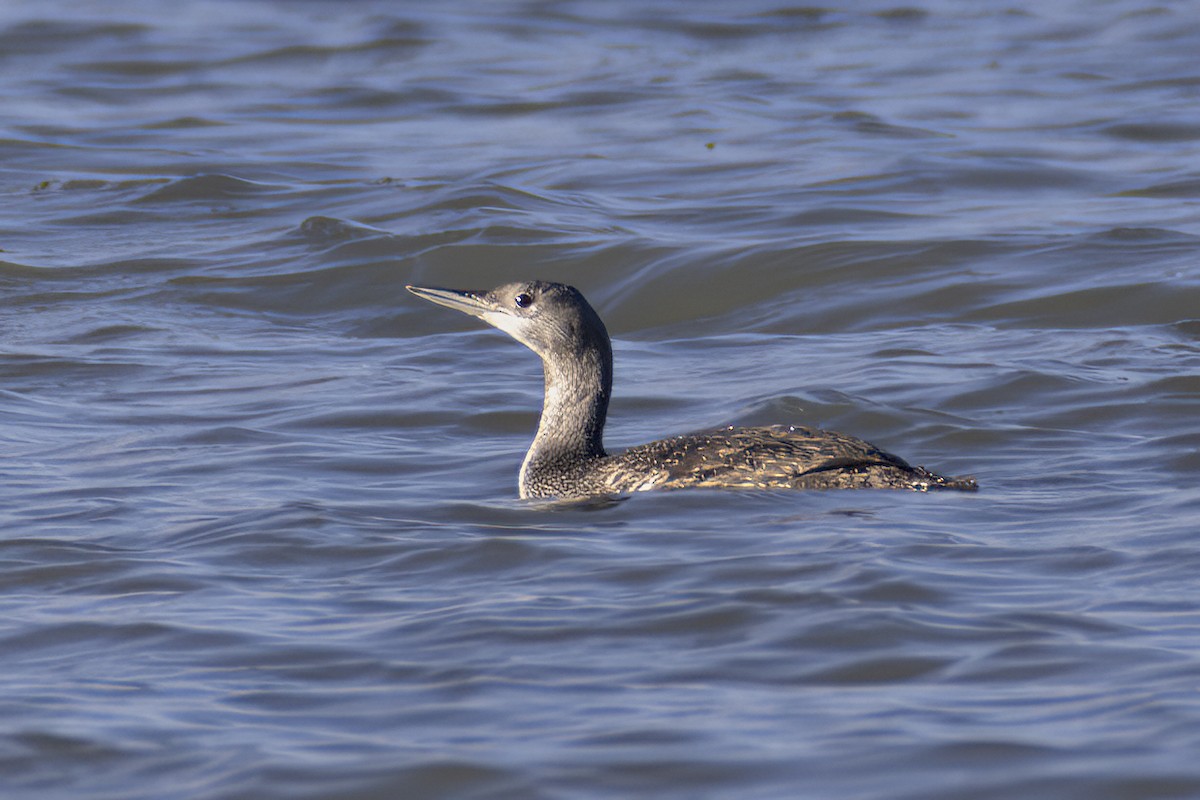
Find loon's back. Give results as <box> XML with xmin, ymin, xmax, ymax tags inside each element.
<box><xmin>524</xmin><ymin>424</ymin><xmax>977</xmax><ymax>498</ymax></box>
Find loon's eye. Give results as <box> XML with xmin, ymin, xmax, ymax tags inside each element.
<box><xmin>514</xmin><ymin>293</ymin><xmax>533</xmax><ymax>309</ymax></box>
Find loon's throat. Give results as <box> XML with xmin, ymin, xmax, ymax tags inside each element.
<box><xmin>526</xmin><ymin>339</ymin><xmax>611</xmax><ymax>466</ymax></box>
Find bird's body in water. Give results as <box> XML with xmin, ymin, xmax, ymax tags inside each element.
<box><xmin>407</xmin><ymin>280</ymin><xmax>977</xmax><ymax>500</ymax></box>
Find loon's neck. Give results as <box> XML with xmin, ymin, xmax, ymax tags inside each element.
<box><xmin>519</xmin><ymin>336</ymin><xmax>612</xmax><ymax>497</ymax></box>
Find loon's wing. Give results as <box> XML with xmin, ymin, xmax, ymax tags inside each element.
<box><xmin>599</xmin><ymin>425</ymin><xmax>909</xmax><ymax>491</ymax></box>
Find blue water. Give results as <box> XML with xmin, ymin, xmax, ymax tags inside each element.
<box><xmin>2</xmin><ymin>1</ymin><xmax>1199</xmax><ymax>798</ymax></box>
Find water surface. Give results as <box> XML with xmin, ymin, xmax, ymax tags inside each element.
<box><xmin>2</xmin><ymin>1</ymin><xmax>1199</xmax><ymax>798</ymax></box>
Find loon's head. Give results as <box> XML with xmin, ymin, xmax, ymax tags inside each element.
<box><xmin>407</xmin><ymin>280</ymin><xmax>609</xmax><ymax>359</ymax></box>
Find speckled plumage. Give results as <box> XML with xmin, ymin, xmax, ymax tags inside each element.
<box><xmin>407</xmin><ymin>280</ymin><xmax>977</xmax><ymax>500</ymax></box>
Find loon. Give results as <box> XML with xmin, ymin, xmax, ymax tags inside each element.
<box><xmin>407</xmin><ymin>280</ymin><xmax>977</xmax><ymax>500</ymax></box>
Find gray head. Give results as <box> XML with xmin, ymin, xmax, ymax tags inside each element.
<box><xmin>406</xmin><ymin>280</ymin><xmax>611</xmax><ymax>360</ymax></box>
